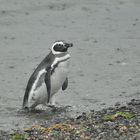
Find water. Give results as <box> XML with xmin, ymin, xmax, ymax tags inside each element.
<box><xmin>0</xmin><ymin>0</ymin><xmax>140</xmax><ymax>131</ymax></box>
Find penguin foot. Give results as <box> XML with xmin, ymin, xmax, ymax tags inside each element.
<box><xmin>47</xmin><ymin>105</ymin><xmax>58</xmax><ymax>111</ymax></box>
<box><xmin>22</xmin><ymin>106</ymin><xmax>44</xmax><ymax>113</ymax></box>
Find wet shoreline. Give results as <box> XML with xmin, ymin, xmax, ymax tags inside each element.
<box><xmin>1</xmin><ymin>99</ymin><xmax>140</xmax><ymax>140</ymax></box>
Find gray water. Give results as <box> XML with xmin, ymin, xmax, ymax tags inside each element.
<box><xmin>0</xmin><ymin>0</ymin><xmax>140</xmax><ymax>131</ymax></box>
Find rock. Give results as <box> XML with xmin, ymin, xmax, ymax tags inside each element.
<box><xmin>119</xmin><ymin>126</ymin><xmax>128</xmax><ymax>133</ymax></box>
<box><xmin>135</xmin><ymin>133</ymin><xmax>140</xmax><ymax>140</ymax></box>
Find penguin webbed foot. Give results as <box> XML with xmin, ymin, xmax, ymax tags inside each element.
<box><xmin>47</xmin><ymin>104</ymin><xmax>58</xmax><ymax>112</ymax></box>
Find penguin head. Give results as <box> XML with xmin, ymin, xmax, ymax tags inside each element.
<box><xmin>51</xmin><ymin>40</ymin><xmax>73</xmax><ymax>55</ymax></box>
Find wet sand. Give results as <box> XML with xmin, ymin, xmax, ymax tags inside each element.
<box><xmin>0</xmin><ymin>0</ymin><xmax>140</xmax><ymax>131</ymax></box>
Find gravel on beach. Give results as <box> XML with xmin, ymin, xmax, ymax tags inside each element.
<box><xmin>1</xmin><ymin>99</ymin><xmax>140</xmax><ymax>140</ymax></box>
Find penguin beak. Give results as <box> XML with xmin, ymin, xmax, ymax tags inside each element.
<box><xmin>65</xmin><ymin>43</ymin><xmax>73</xmax><ymax>48</ymax></box>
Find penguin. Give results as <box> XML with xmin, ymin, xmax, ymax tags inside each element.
<box><xmin>23</xmin><ymin>40</ymin><xmax>73</xmax><ymax>110</ymax></box>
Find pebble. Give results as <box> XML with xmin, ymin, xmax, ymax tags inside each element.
<box><xmin>135</xmin><ymin>133</ymin><xmax>140</xmax><ymax>140</ymax></box>
<box><xmin>119</xmin><ymin>126</ymin><xmax>128</xmax><ymax>133</ymax></box>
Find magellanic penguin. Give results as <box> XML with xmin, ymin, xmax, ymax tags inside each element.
<box><xmin>23</xmin><ymin>40</ymin><xmax>73</xmax><ymax>110</ymax></box>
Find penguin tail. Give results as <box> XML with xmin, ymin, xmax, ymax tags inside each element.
<box><xmin>22</xmin><ymin>97</ymin><xmax>29</xmax><ymax>109</ymax></box>
<box><xmin>22</xmin><ymin>102</ymin><xmax>28</xmax><ymax>110</ymax></box>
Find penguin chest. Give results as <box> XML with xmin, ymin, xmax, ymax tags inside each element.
<box><xmin>51</xmin><ymin>60</ymin><xmax>69</xmax><ymax>94</ymax></box>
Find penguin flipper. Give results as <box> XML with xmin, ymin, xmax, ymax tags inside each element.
<box><xmin>45</xmin><ymin>68</ymin><xmax>51</xmax><ymax>103</ymax></box>
<box><xmin>62</xmin><ymin>77</ymin><xmax>68</xmax><ymax>91</ymax></box>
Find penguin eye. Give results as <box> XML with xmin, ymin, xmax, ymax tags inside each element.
<box><xmin>58</xmin><ymin>44</ymin><xmax>63</xmax><ymax>47</ymax></box>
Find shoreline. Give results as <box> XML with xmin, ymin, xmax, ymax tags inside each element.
<box><xmin>1</xmin><ymin>99</ymin><xmax>140</xmax><ymax>140</ymax></box>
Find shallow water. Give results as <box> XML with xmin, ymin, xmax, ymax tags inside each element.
<box><xmin>0</xmin><ymin>0</ymin><xmax>140</xmax><ymax>131</ymax></box>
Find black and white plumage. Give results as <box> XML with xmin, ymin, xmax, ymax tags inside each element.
<box><xmin>23</xmin><ymin>40</ymin><xmax>73</xmax><ymax>110</ymax></box>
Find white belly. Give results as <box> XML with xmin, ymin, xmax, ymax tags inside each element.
<box><xmin>28</xmin><ymin>60</ymin><xmax>69</xmax><ymax>108</ymax></box>
<box><xmin>51</xmin><ymin>60</ymin><xmax>69</xmax><ymax>94</ymax></box>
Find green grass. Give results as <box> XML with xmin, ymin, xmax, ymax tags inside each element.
<box><xmin>103</xmin><ymin>111</ymin><xmax>135</xmax><ymax>121</ymax></box>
